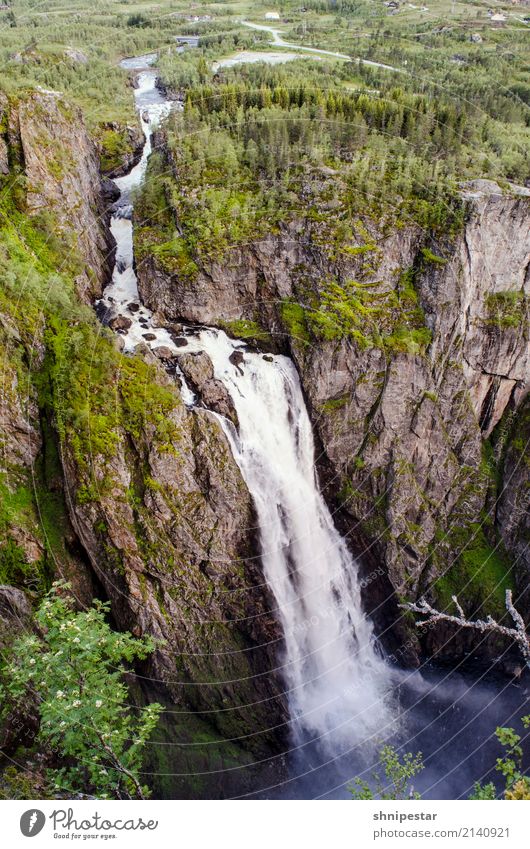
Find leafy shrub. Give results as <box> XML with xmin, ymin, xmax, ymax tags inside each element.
<box><xmin>0</xmin><ymin>583</ymin><xmax>163</xmax><ymax>799</ymax></box>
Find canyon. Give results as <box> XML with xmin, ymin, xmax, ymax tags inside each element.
<box><xmin>0</xmin><ymin>48</ymin><xmax>528</xmax><ymax>799</ymax></box>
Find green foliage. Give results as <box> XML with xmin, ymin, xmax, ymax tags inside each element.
<box><xmin>495</xmin><ymin>718</ymin><xmax>530</xmax><ymax>793</ymax></box>
<box><xmin>0</xmin><ymin>582</ymin><xmax>163</xmax><ymax>799</ymax></box>
<box><xmin>99</xmin><ymin>128</ymin><xmax>134</xmax><ymax>174</ymax></box>
<box><xmin>0</xmin><ymin>538</ymin><xmax>49</xmax><ymax>595</ymax></box>
<box><xmin>469</xmin><ymin>782</ymin><xmax>496</xmax><ymax>801</ymax></box>
<box><xmin>0</xmin><ymin>172</ymin><xmax>182</xmax><ymax>598</ymax></box>
<box><xmin>281</xmin><ymin>301</ymin><xmax>310</xmax><ymax>345</ymax></box>
<box><xmin>127</xmin><ymin>14</ymin><xmax>148</xmax><ymax>29</ymax></box>
<box><xmin>220</xmin><ymin>319</ymin><xmax>271</xmax><ymax>345</ymax></box>
<box><xmin>321</xmin><ymin>395</ymin><xmax>350</xmax><ymax>413</ymax></box>
<box><xmin>433</xmin><ymin>524</ymin><xmax>512</xmax><ymax>617</ymax></box>
<box><xmin>484</xmin><ymin>291</ymin><xmax>528</xmax><ymax>331</ymax></box>
<box><xmin>470</xmin><ymin>716</ymin><xmax>530</xmax><ymax>800</ymax></box>
<box><xmin>350</xmin><ymin>745</ymin><xmax>424</xmax><ymax>800</ymax></box>
<box><xmin>294</xmin><ymin>277</ymin><xmax>432</xmax><ymax>354</ymax></box>
<box><xmin>420</xmin><ymin>247</ymin><xmax>447</xmax><ymax>266</ymax></box>
<box><xmin>0</xmin><ymin>766</ymin><xmax>53</xmax><ymax>800</ymax></box>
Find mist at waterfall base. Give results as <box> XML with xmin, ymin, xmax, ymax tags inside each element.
<box><xmin>98</xmin><ymin>55</ymin><xmax>529</xmax><ymax>801</ymax></box>
<box><xmin>265</xmin><ymin>668</ymin><xmax>528</xmax><ymax>800</ymax></box>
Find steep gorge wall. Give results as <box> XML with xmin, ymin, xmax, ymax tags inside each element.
<box><xmin>0</xmin><ymin>90</ymin><xmax>114</xmax><ymax>303</ymax></box>
<box><xmin>136</xmin><ymin>177</ymin><xmax>529</xmax><ymax>664</ymax></box>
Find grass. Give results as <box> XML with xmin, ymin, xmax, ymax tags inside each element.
<box><xmin>99</xmin><ymin>128</ymin><xmax>136</xmax><ymax>173</ymax></box>
<box><xmin>284</xmin><ymin>277</ymin><xmax>432</xmax><ymax>355</ymax></box>
<box><xmin>484</xmin><ymin>291</ymin><xmax>528</xmax><ymax>331</ymax></box>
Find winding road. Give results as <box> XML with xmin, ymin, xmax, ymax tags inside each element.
<box><xmin>240</xmin><ymin>19</ymin><xmax>402</xmax><ymax>73</ymax></box>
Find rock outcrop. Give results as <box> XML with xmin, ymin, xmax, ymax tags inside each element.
<box><xmin>177</xmin><ymin>350</ymin><xmax>239</xmax><ymax>425</ymax></box>
<box><xmin>496</xmin><ymin>396</ymin><xmax>530</xmax><ymax>614</ymax></box>
<box><xmin>98</xmin><ymin>121</ymin><xmax>144</xmax><ymax>178</ymax></box>
<box><xmin>1</xmin><ymin>90</ymin><xmax>114</xmax><ymax>302</ymax></box>
<box><xmin>0</xmin><ymin>585</ymin><xmax>32</xmax><ymax>651</ymax></box>
<box><xmin>422</xmin><ymin>181</ymin><xmax>530</xmax><ymax>436</ymax></box>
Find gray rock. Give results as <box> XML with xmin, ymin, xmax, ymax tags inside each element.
<box><xmin>153</xmin><ymin>345</ymin><xmax>175</xmax><ymax>360</ymax></box>
<box><xmin>178</xmin><ymin>351</ymin><xmax>239</xmax><ymax>427</ymax></box>
<box><xmin>109</xmin><ymin>314</ymin><xmax>132</xmax><ymax>331</ymax></box>
<box><xmin>0</xmin><ymin>585</ymin><xmax>32</xmax><ymax>650</ymax></box>
<box><xmin>12</xmin><ymin>90</ymin><xmax>115</xmax><ymax>302</ymax></box>
<box><xmin>136</xmin><ymin>182</ymin><xmax>530</xmax><ymax>663</ymax></box>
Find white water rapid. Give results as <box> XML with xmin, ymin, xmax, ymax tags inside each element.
<box><xmin>100</xmin><ymin>52</ymin><xmax>392</xmax><ymax>754</ymax></box>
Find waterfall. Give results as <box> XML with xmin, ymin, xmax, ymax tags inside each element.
<box><xmin>184</xmin><ymin>331</ymin><xmax>391</xmax><ymax>750</ymax></box>
<box><xmin>100</xmin><ymin>55</ymin><xmax>392</xmax><ymax>756</ymax></box>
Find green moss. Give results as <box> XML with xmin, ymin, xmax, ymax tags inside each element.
<box><xmin>341</xmin><ymin>242</ymin><xmax>376</xmax><ymax>257</ymax></box>
<box><xmin>98</xmin><ymin>127</ymin><xmax>134</xmax><ymax>174</ymax></box>
<box><xmin>219</xmin><ymin>319</ymin><xmax>271</xmax><ymax>346</ymax></box>
<box><xmin>420</xmin><ymin>247</ymin><xmax>447</xmax><ymax>266</ymax></box>
<box><xmin>0</xmin><ymin>478</ymin><xmax>35</xmax><ymax>530</ymax></box>
<box><xmin>280</xmin><ymin>300</ymin><xmax>310</xmax><ymax>345</ymax></box>
<box><xmin>295</xmin><ymin>277</ymin><xmax>432</xmax><ymax>355</ymax></box>
<box><xmin>135</xmin><ymin>229</ymin><xmax>199</xmax><ymax>280</ymax></box>
<box><xmin>433</xmin><ymin>524</ymin><xmax>512</xmax><ymax>617</ymax></box>
<box><xmin>321</xmin><ymin>394</ymin><xmax>351</xmax><ymax>413</ymax></box>
<box><xmin>384</xmin><ymin>326</ymin><xmax>432</xmax><ymax>355</ymax></box>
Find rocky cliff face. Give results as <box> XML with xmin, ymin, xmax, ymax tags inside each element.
<box><xmin>136</xmin><ymin>178</ymin><xmax>529</xmax><ymax>662</ymax></box>
<box><xmin>422</xmin><ymin>181</ymin><xmax>529</xmax><ymax>437</ymax></box>
<box><xmin>1</xmin><ymin>90</ymin><xmax>114</xmax><ymax>302</ymax></box>
<box><xmin>60</xmin><ymin>350</ymin><xmax>287</xmax><ymax>752</ymax></box>
<box><xmin>496</xmin><ymin>396</ymin><xmax>530</xmax><ymax>614</ymax></box>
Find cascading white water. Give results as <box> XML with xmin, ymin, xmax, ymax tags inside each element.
<box><xmin>184</xmin><ymin>331</ymin><xmax>392</xmax><ymax>749</ymax></box>
<box><xmin>97</xmin><ymin>61</ymin><xmax>186</xmax><ymax>355</ymax></box>
<box><xmin>101</xmin><ymin>54</ymin><xmax>392</xmax><ymax>754</ymax></box>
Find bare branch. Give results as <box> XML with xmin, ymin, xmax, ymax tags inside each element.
<box><xmin>451</xmin><ymin>595</ymin><xmax>465</xmax><ymax>619</ymax></box>
<box><xmin>400</xmin><ymin>592</ymin><xmax>530</xmax><ymax>671</ymax></box>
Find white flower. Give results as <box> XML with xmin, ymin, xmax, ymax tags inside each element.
<box><xmin>56</xmin><ymin>690</ymin><xmax>64</xmax><ymax>699</ymax></box>
<box><xmin>29</xmin><ymin>659</ymin><xmax>36</xmax><ymax>666</ymax></box>
<box><xmin>72</xmin><ymin>637</ymin><xmax>80</xmax><ymax>644</ymax></box>
<box><xmin>60</xmin><ymin>623</ymin><xmax>66</xmax><ymax>631</ymax></box>
<box><xmin>60</xmin><ymin>721</ymin><xmax>66</xmax><ymax>728</ymax></box>
<box><xmin>95</xmin><ymin>700</ymin><xmax>103</xmax><ymax>708</ymax></box>
<box><xmin>72</xmin><ymin>699</ymin><xmax>81</xmax><ymax>708</ymax></box>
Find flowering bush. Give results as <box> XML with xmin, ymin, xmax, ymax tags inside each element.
<box><xmin>0</xmin><ymin>582</ymin><xmax>163</xmax><ymax>799</ymax></box>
